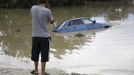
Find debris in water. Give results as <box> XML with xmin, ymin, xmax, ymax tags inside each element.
<box><xmin>75</xmin><ymin>33</ymin><xmax>85</xmax><ymax>37</ymax></box>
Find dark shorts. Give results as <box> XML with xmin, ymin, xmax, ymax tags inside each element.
<box><xmin>31</xmin><ymin>37</ymin><xmax>51</xmax><ymax>62</ymax></box>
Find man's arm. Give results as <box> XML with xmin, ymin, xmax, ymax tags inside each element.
<box><xmin>48</xmin><ymin>9</ymin><xmax>55</xmax><ymax>26</ymax></box>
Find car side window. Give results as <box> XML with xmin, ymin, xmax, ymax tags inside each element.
<box><xmin>72</xmin><ymin>19</ymin><xmax>84</xmax><ymax>25</ymax></box>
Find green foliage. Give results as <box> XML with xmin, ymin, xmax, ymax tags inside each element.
<box><xmin>0</xmin><ymin>0</ymin><xmax>37</xmax><ymax>8</ymax></box>
<box><xmin>0</xmin><ymin>0</ymin><xmax>132</xmax><ymax>8</ymax></box>
<box><xmin>0</xmin><ymin>0</ymin><xmax>86</xmax><ymax>8</ymax></box>
<box><xmin>49</xmin><ymin>0</ymin><xmax>85</xmax><ymax>6</ymax></box>
<box><xmin>15</xmin><ymin>0</ymin><xmax>37</xmax><ymax>8</ymax></box>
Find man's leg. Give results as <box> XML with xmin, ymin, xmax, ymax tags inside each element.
<box><xmin>41</xmin><ymin>62</ymin><xmax>46</xmax><ymax>75</ymax></box>
<box><xmin>40</xmin><ymin>37</ymin><xmax>50</xmax><ymax>75</ymax></box>
<box><xmin>31</xmin><ymin>37</ymin><xmax>40</xmax><ymax>74</ymax></box>
<box><xmin>34</xmin><ymin>61</ymin><xmax>39</xmax><ymax>73</ymax></box>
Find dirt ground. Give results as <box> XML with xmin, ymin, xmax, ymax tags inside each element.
<box><xmin>0</xmin><ymin>68</ymin><xmax>87</xmax><ymax>75</ymax></box>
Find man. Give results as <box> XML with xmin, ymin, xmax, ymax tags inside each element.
<box><xmin>31</xmin><ymin>0</ymin><xmax>54</xmax><ymax>75</ymax></box>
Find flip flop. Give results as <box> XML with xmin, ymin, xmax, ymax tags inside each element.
<box><xmin>45</xmin><ymin>72</ymin><xmax>50</xmax><ymax>75</ymax></box>
<box><xmin>31</xmin><ymin>70</ymin><xmax>38</xmax><ymax>75</ymax></box>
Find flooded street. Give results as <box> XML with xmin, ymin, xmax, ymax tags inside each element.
<box><xmin>0</xmin><ymin>2</ymin><xmax>134</xmax><ymax>75</ymax></box>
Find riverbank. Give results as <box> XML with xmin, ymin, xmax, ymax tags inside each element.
<box><xmin>0</xmin><ymin>68</ymin><xmax>64</xmax><ymax>75</ymax></box>
<box><xmin>0</xmin><ymin>54</ymin><xmax>84</xmax><ymax>75</ymax></box>
<box><xmin>0</xmin><ymin>68</ymin><xmax>31</xmax><ymax>75</ymax></box>
<box><xmin>0</xmin><ymin>68</ymin><xmax>87</xmax><ymax>75</ymax></box>
<box><xmin>0</xmin><ymin>54</ymin><xmax>66</xmax><ymax>75</ymax></box>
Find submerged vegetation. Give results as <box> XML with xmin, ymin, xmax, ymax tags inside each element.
<box><xmin>0</xmin><ymin>0</ymin><xmax>132</xmax><ymax>8</ymax></box>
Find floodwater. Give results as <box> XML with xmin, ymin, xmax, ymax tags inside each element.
<box><xmin>0</xmin><ymin>2</ymin><xmax>134</xmax><ymax>75</ymax></box>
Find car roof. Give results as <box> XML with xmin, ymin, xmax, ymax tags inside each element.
<box><xmin>67</xmin><ymin>17</ymin><xmax>89</xmax><ymax>22</ymax></box>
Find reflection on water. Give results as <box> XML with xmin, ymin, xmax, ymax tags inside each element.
<box><xmin>0</xmin><ymin>2</ymin><xmax>134</xmax><ymax>75</ymax></box>
<box><xmin>0</xmin><ymin>9</ymin><xmax>32</xmax><ymax>57</ymax></box>
<box><xmin>51</xmin><ymin>30</ymin><xmax>97</xmax><ymax>59</ymax></box>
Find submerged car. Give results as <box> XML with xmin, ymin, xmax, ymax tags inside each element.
<box><xmin>53</xmin><ymin>17</ymin><xmax>111</xmax><ymax>33</ymax></box>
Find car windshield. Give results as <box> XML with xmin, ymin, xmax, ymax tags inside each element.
<box><xmin>82</xmin><ymin>18</ymin><xmax>93</xmax><ymax>24</ymax></box>
<box><xmin>58</xmin><ymin>21</ymin><xmax>68</xmax><ymax>29</ymax></box>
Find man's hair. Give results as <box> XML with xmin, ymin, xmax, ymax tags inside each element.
<box><xmin>38</xmin><ymin>0</ymin><xmax>48</xmax><ymax>4</ymax></box>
